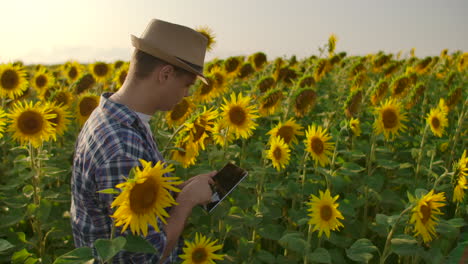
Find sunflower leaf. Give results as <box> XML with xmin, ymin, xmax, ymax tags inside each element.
<box><xmin>390</xmin><ymin>234</ymin><xmax>420</xmax><ymax>256</ymax></box>
<box><xmin>123</xmin><ymin>235</ymin><xmax>158</xmax><ymax>254</ymax></box>
<box><xmin>53</xmin><ymin>247</ymin><xmax>94</xmax><ymax>264</ymax></box>
<box><xmin>345</xmin><ymin>238</ymin><xmax>377</xmax><ymax>263</ymax></box>
<box><xmin>95</xmin><ymin>236</ymin><xmax>126</xmax><ymax>262</ymax></box>
<box><xmin>308</xmin><ymin>248</ymin><xmax>332</xmax><ymax>263</ymax></box>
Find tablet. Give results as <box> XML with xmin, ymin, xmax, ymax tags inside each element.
<box><xmin>204</xmin><ymin>162</ymin><xmax>248</xmax><ymax>213</ymax></box>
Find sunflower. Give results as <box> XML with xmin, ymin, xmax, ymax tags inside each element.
<box><xmin>43</xmin><ymin>102</ymin><xmax>71</xmax><ymax>137</ymax></box>
<box><xmin>259</xmin><ymin>89</ymin><xmax>284</xmax><ymax>116</ymax></box>
<box><xmin>267</xmin><ymin>136</ymin><xmax>291</xmax><ymax>171</ymax></box>
<box><xmin>349</xmin><ymin>117</ymin><xmax>361</xmax><ymax>137</ymax></box>
<box><xmin>453</xmin><ymin>150</ymin><xmax>468</xmax><ymax>203</ymax></box>
<box><xmin>298</xmin><ymin>75</ymin><xmax>316</xmax><ymax>88</ymax></box>
<box><xmin>52</xmin><ymin>89</ymin><xmax>74</xmax><ymax>109</ymax></box>
<box><xmin>112</xmin><ymin>63</ymin><xmax>129</xmax><ymax>91</ymax></box>
<box><xmin>89</xmin><ymin>62</ymin><xmax>112</xmax><ymax>83</ymax></box>
<box><xmin>409</xmin><ymin>190</ymin><xmax>446</xmax><ymax>243</ymax></box>
<box><xmin>212</xmin><ymin>120</ymin><xmax>235</xmax><ymax>147</ymax></box>
<box><xmin>307</xmin><ymin>189</ymin><xmax>344</xmax><ymax>238</ymax></box>
<box><xmin>166</xmin><ymin>97</ymin><xmax>195</xmax><ymax>128</ymax></box>
<box><xmin>193</xmin><ymin>76</ymin><xmax>217</xmax><ymax>103</ymax></box>
<box><xmin>171</xmin><ymin>138</ymin><xmax>199</xmax><ymax>168</ymax></box>
<box><xmin>328</xmin><ymin>34</ymin><xmax>337</xmax><ymax>56</ymax></box>
<box><xmin>220</xmin><ymin>93</ymin><xmax>259</xmax><ymax>139</ymax></box>
<box><xmin>182</xmin><ymin>107</ymin><xmax>218</xmax><ymax>150</ymax></box>
<box><xmin>314</xmin><ymin>59</ymin><xmax>331</xmax><ymax>82</ymax></box>
<box><xmin>344</xmin><ymin>89</ymin><xmax>363</xmax><ymax>118</ymax></box>
<box><xmin>31</xmin><ymin>67</ymin><xmax>55</xmax><ymax>95</ymax></box>
<box><xmin>373</xmin><ymin>98</ymin><xmax>408</xmax><ymax>140</ymax></box>
<box><xmin>223</xmin><ymin>56</ymin><xmax>242</xmax><ymax>75</ymax></box>
<box><xmin>179</xmin><ymin>233</ymin><xmax>224</xmax><ymax>264</ymax></box>
<box><xmin>0</xmin><ymin>63</ymin><xmax>29</xmax><ymax>100</ymax></box>
<box><xmin>293</xmin><ymin>88</ymin><xmax>317</xmax><ymax>117</ymax></box>
<box><xmin>256</xmin><ymin>76</ymin><xmax>276</xmax><ymax>93</ymax></box>
<box><xmin>304</xmin><ymin>124</ymin><xmax>334</xmax><ymax>167</ymax></box>
<box><xmin>437</xmin><ymin>98</ymin><xmax>449</xmax><ymax>115</ymax></box>
<box><xmin>371</xmin><ymin>80</ymin><xmax>388</xmax><ymax>105</ymax></box>
<box><xmin>196</xmin><ymin>26</ymin><xmax>216</xmax><ymax>52</ymax></box>
<box><xmin>110</xmin><ymin>160</ymin><xmax>181</xmax><ymax>236</ymax></box>
<box><xmin>267</xmin><ymin>118</ymin><xmax>304</xmax><ymax>145</ymax></box>
<box><xmin>237</xmin><ymin>63</ymin><xmax>255</xmax><ymax>79</ymax></box>
<box><xmin>7</xmin><ymin>101</ymin><xmax>56</xmax><ymax>148</ymax></box>
<box><xmin>0</xmin><ymin>108</ymin><xmax>7</xmax><ymax>139</ymax></box>
<box><xmin>426</xmin><ymin>107</ymin><xmax>448</xmax><ymax>138</ymax></box>
<box><xmin>74</xmin><ymin>73</ymin><xmax>96</xmax><ymax>94</ymax></box>
<box><xmin>62</xmin><ymin>61</ymin><xmax>83</xmax><ymax>83</ymax></box>
<box><xmin>391</xmin><ymin>75</ymin><xmax>410</xmax><ymax>99</ymax></box>
<box><xmin>248</xmin><ymin>52</ymin><xmax>268</xmax><ymax>71</ymax></box>
<box><xmin>76</xmin><ymin>93</ymin><xmax>100</xmax><ymax>125</ymax></box>
<box><xmin>208</xmin><ymin>66</ymin><xmax>227</xmax><ymax>97</ymax></box>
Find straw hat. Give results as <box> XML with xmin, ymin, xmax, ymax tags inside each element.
<box><xmin>131</xmin><ymin>19</ymin><xmax>208</xmax><ymax>84</ymax></box>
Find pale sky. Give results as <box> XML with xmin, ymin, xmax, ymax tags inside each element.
<box><xmin>1</xmin><ymin>0</ymin><xmax>467</xmax><ymax>64</ymax></box>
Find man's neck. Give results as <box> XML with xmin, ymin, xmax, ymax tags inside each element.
<box><xmin>110</xmin><ymin>81</ymin><xmax>157</xmax><ymax>115</ymax></box>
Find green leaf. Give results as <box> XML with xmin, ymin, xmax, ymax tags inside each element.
<box><xmin>22</xmin><ymin>185</ymin><xmax>34</xmax><ymax>198</ymax></box>
<box><xmin>0</xmin><ymin>239</ymin><xmax>14</xmax><ymax>253</ymax></box>
<box><xmin>345</xmin><ymin>238</ymin><xmax>378</xmax><ymax>263</ymax></box>
<box><xmin>123</xmin><ymin>235</ymin><xmax>158</xmax><ymax>254</ymax></box>
<box><xmin>53</xmin><ymin>247</ymin><xmax>94</xmax><ymax>264</ymax></box>
<box><xmin>11</xmin><ymin>248</ymin><xmax>38</xmax><ymax>264</ymax></box>
<box><xmin>278</xmin><ymin>232</ymin><xmax>308</xmax><ymax>254</ymax></box>
<box><xmin>0</xmin><ymin>208</ymin><xmax>25</xmax><ymax>228</ymax></box>
<box><xmin>390</xmin><ymin>234</ymin><xmax>420</xmax><ymax>256</ymax></box>
<box><xmin>376</xmin><ymin>159</ymin><xmax>400</xmax><ymax>169</ymax></box>
<box><xmin>436</xmin><ymin>219</ymin><xmax>459</xmax><ymax>238</ymax></box>
<box><xmin>95</xmin><ymin>236</ymin><xmax>126</xmax><ymax>262</ymax></box>
<box><xmin>446</xmin><ymin>240</ymin><xmax>468</xmax><ymax>264</ymax></box>
<box><xmin>37</xmin><ymin>199</ymin><xmax>52</xmax><ymax>223</ymax></box>
<box><xmin>308</xmin><ymin>248</ymin><xmax>331</xmax><ymax>263</ymax></box>
<box><xmin>339</xmin><ymin>162</ymin><xmax>365</xmax><ymax>176</ymax></box>
<box><xmin>256</xmin><ymin>249</ymin><xmax>276</xmax><ymax>263</ymax></box>
<box><xmin>258</xmin><ymin>224</ymin><xmax>285</xmax><ymax>241</ymax></box>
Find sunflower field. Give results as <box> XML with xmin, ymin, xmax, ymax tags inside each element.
<box><xmin>0</xmin><ymin>33</ymin><xmax>467</xmax><ymax>264</ymax></box>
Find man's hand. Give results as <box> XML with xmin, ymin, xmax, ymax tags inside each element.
<box><xmin>176</xmin><ymin>171</ymin><xmax>216</xmax><ymax>207</ymax></box>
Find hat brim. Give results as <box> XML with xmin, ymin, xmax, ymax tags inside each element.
<box><xmin>131</xmin><ymin>35</ymin><xmax>208</xmax><ymax>84</ymax></box>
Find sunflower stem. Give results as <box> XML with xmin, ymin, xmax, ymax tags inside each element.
<box><xmin>303</xmin><ymin>224</ymin><xmax>313</xmax><ymax>264</ymax></box>
<box><xmin>415</xmin><ymin>124</ymin><xmax>429</xmax><ymax>181</ymax></box>
<box><xmin>362</xmin><ymin>131</ymin><xmax>376</xmax><ymax>237</ymax></box>
<box><xmin>160</xmin><ymin>123</ymin><xmax>186</xmax><ymax>156</ymax></box>
<box><xmin>447</xmin><ymin>97</ymin><xmax>467</xmax><ymax>168</ymax></box>
<box><xmin>29</xmin><ymin>142</ymin><xmax>45</xmax><ymax>260</ymax></box>
<box><xmin>379</xmin><ymin>205</ymin><xmax>413</xmax><ymax>264</ymax></box>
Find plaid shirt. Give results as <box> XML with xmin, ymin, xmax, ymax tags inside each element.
<box><xmin>70</xmin><ymin>92</ymin><xmax>183</xmax><ymax>263</ymax></box>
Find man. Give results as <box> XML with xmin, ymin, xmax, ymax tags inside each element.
<box><xmin>71</xmin><ymin>18</ymin><xmax>215</xmax><ymax>263</ymax></box>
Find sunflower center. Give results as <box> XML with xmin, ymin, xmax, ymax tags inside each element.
<box><xmin>193</xmin><ymin>123</ymin><xmax>206</xmax><ymax>142</ymax></box>
<box><xmin>68</xmin><ymin>66</ymin><xmax>78</xmax><ymax>80</ymax></box>
<box><xmin>382</xmin><ymin>109</ymin><xmax>398</xmax><ymax>129</ymax></box>
<box><xmin>79</xmin><ymin>97</ymin><xmax>99</xmax><ymax>117</ymax></box>
<box><xmin>320</xmin><ymin>205</ymin><xmax>333</xmax><ymax>221</ymax></box>
<box><xmin>170</xmin><ymin>100</ymin><xmax>189</xmax><ymax>121</ymax></box>
<box><xmin>94</xmin><ymin>63</ymin><xmax>109</xmax><ymax>77</ymax></box>
<box><xmin>1</xmin><ymin>69</ymin><xmax>19</xmax><ymax>90</ymax></box>
<box><xmin>17</xmin><ymin>111</ymin><xmax>44</xmax><ymax>135</ymax></box>
<box><xmin>420</xmin><ymin>204</ymin><xmax>431</xmax><ymax>224</ymax></box>
<box><xmin>129</xmin><ymin>178</ymin><xmax>158</xmax><ymax>214</ymax></box>
<box><xmin>54</xmin><ymin>92</ymin><xmax>70</xmax><ymax>106</ymax></box>
<box><xmin>35</xmin><ymin>75</ymin><xmax>47</xmax><ymax>89</ymax></box>
<box><xmin>277</xmin><ymin>126</ymin><xmax>294</xmax><ymax>144</ymax></box>
<box><xmin>311</xmin><ymin>137</ymin><xmax>324</xmax><ymax>154</ymax></box>
<box><xmin>119</xmin><ymin>71</ymin><xmax>127</xmax><ymax>85</ymax></box>
<box><xmin>273</xmin><ymin>147</ymin><xmax>282</xmax><ymax>160</ymax></box>
<box><xmin>262</xmin><ymin>93</ymin><xmax>281</xmax><ymax>108</ymax></box>
<box><xmin>228</xmin><ymin>106</ymin><xmax>247</xmax><ymax>126</ymax></box>
<box><xmin>191</xmin><ymin>248</ymin><xmax>207</xmax><ymax>263</ymax></box>
<box><xmin>431</xmin><ymin>117</ymin><xmax>440</xmax><ymax>129</ymax></box>
<box><xmin>295</xmin><ymin>90</ymin><xmax>316</xmax><ymax>111</ymax></box>
<box><xmin>200</xmin><ymin>83</ymin><xmax>214</xmax><ymax>95</ymax></box>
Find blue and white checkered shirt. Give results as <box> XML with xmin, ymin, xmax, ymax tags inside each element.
<box><xmin>70</xmin><ymin>92</ymin><xmax>183</xmax><ymax>263</ymax></box>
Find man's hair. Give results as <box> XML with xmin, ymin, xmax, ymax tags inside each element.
<box><xmin>131</xmin><ymin>49</ymin><xmax>193</xmax><ymax>80</ymax></box>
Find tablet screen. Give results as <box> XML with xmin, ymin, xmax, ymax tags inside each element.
<box><xmin>204</xmin><ymin>163</ymin><xmax>248</xmax><ymax>212</ymax></box>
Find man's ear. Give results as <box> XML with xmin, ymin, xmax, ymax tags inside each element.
<box><xmin>157</xmin><ymin>65</ymin><xmax>175</xmax><ymax>83</ymax></box>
